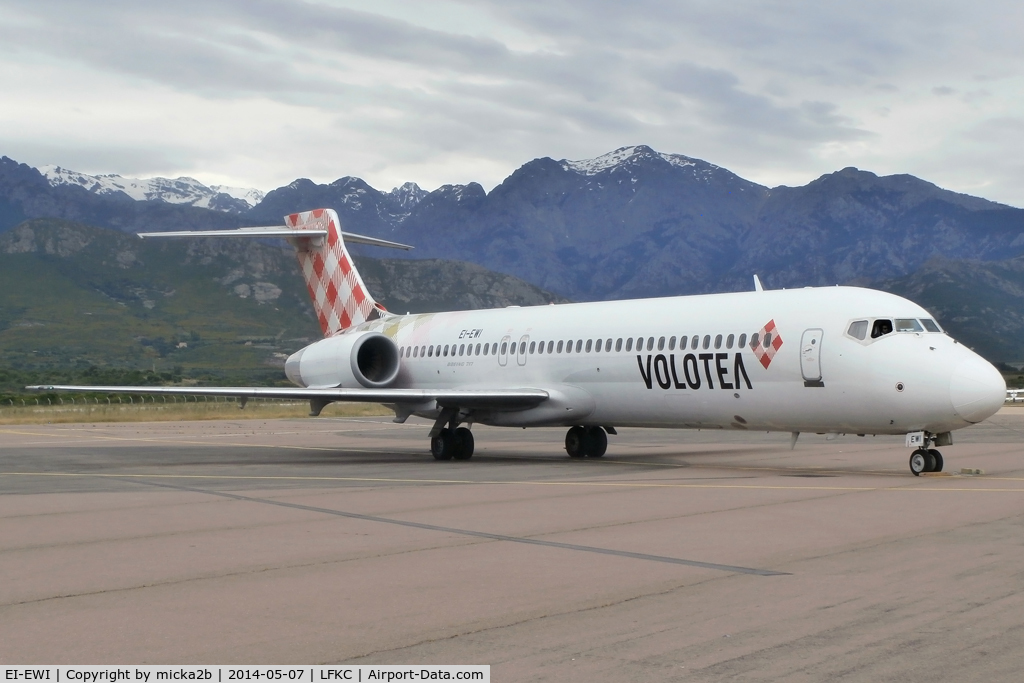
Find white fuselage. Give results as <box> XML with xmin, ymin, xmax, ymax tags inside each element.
<box><xmin>302</xmin><ymin>286</ymin><xmax>1005</xmax><ymax>435</ymax></box>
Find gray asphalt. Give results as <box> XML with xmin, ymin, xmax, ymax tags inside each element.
<box><xmin>1</xmin><ymin>409</ymin><xmax>1023</xmax><ymax>681</ymax></box>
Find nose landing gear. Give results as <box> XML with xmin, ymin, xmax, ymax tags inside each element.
<box><xmin>909</xmin><ymin>447</ymin><xmax>944</xmax><ymax>475</ymax></box>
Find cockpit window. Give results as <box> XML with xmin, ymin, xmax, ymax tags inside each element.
<box><xmin>871</xmin><ymin>319</ymin><xmax>893</xmax><ymax>338</ymax></box>
<box><xmin>921</xmin><ymin>318</ymin><xmax>942</xmax><ymax>333</ymax></box>
<box><xmin>895</xmin><ymin>318</ymin><xmax>924</xmax><ymax>333</ymax></box>
<box><xmin>847</xmin><ymin>320</ymin><xmax>868</xmax><ymax>340</ymax></box>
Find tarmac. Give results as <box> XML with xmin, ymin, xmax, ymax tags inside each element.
<box><xmin>1</xmin><ymin>408</ymin><xmax>1023</xmax><ymax>681</ymax></box>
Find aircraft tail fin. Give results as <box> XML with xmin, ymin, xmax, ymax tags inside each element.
<box><xmin>285</xmin><ymin>208</ymin><xmax>392</xmax><ymax>337</ymax></box>
<box><xmin>138</xmin><ymin>208</ymin><xmax>412</xmax><ymax>337</ymax></box>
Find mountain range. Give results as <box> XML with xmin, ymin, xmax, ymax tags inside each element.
<box><xmin>41</xmin><ymin>166</ymin><xmax>264</xmax><ymax>213</ymax></box>
<box><xmin>0</xmin><ymin>219</ymin><xmax>562</xmax><ymax>378</ymax></box>
<box><xmin>3</xmin><ymin>147</ymin><xmax>1024</xmax><ymax>363</ymax></box>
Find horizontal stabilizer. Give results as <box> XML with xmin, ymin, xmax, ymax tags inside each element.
<box><xmin>137</xmin><ymin>227</ymin><xmax>413</xmax><ymax>250</ymax></box>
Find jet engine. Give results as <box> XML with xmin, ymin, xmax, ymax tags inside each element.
<box><xmin>285</xmin><ymin>332</ymin><xmax>400</xmax><ymax>389</ymax></box>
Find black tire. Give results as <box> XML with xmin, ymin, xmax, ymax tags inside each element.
<box><xmin>928</xmin><ymin>449</ymin><xmax>943</xmax><ymax>472</ymax></box>
<box><xmin>453</xmin><ymin>427</ymin><xmax>475</xmax><ymax>460</ymax></box>
<box><xmin>909</xmin><ymin>449</ymin><xmax>928</xmax><ymax>476</ymax></box>
<box><xmin>565</xmin><ymin>426</ymin><xmax>587</xmax><ymax>458</ymax></box>
<box><xmin>585</xmin><ymin>426</ymin><xmax>607</xmax><ymax>458</ymax></box>
<box><xmin>924</xmin><ymin>450</ymin><xmax>936</xmax><ymax>472</ymax></box>
<box><xmin>431</xmin><ymin>428</ymin><xmax>455</xmax><ymax>461</ymax></box>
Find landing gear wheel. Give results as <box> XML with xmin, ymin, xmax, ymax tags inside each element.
<box><xmin>909</xmin><ymin>448</ymin><xmax>933</xmax><ymax>476</ymax></box>
<box><xmin>565</xmin><ymin>426</ymin><xmax>587</xmax><ymax>458</ymax></box>
<box><xmin>584</xmin><ymin>427</ymin><xmax>607</xmax><ymax>458</ymax></box>
<box><xmin>453</xmin><ymin>427</ymin><xmax>475</xmax><ymax>460</ymax></box>
<box><xmin>431</xmin><ymin>428</ymin><xmax>455</xmax><ymax>461</ymax></box>
<box><xmin>928</xmin><ymin>449</ymin><xmax>943</xmax><ymax>472</ymax></box>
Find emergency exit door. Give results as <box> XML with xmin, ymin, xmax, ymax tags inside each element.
<box><xmin>800</xmin><ymin>328</ymin><xmax>823</xmax><ymax>384</ymax></box>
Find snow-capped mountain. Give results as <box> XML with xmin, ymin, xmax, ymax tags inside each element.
<box><xmin>560</xmin><ymin>145</ymin><xmax>725</xmax><ymax>183</ymax></box>
<box><xmin>388</xmin><ymin>182</ymin><xmax>429</xmax><ymax>212</ymax></box>
<box><xmin>40</xmin><ymin>165</ymin><xmax>264</xmax><ymax>214</ymax></box>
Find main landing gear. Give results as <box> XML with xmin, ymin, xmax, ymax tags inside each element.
<box><xmin>429</xmin><ymin>406</ymin><xmax>475</xmax><ymax>461</ymax></box>
<box><xmin>909</xmin><ymin>448</ymin><xmax>944</xmax><ymax>475</ymax></box>
<box><xmin>432</xmin><ymin>426</ymin><xmax>474</xmax><ymax>461</ymax></box>
<box><xmin>565</xmin><ymin>426</ymin><xmax>608</xmax><ymax>458</ymax></box>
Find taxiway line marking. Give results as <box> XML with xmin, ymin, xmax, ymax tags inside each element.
<box><xmin>132</xmin><ymin>478</ymin><xmax>790</xmax><ymax>577</ymax></box>
<box><xmin>2</xmin><ymin>471</ymin><xmax>1022</xmax><ymax>493</ymax></box>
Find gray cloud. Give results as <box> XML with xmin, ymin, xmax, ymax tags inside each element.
<box><xmin>0</xmin><ymin>0</ymin><xmax>1022</xmax><ymax>204</ymax></box>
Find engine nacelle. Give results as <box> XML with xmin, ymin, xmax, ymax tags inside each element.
<box><xmin>285</xmin><ymin>332</ymin><xmax>400</xmax><ymax>389</ymax></box>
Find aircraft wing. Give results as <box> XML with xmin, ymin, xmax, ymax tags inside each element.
<box><xmin>25</xmin><ymin>385</ymin><xmax>548</xmax><ymax>410</ymax></box>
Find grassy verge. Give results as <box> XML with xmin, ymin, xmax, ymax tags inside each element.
<box><xmin>0</xmin><ymin>399</ymin><xmax>391</xmax><ymax>425</ymax></box>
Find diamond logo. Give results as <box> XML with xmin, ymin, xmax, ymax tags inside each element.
<box><xmin>751</xmin><ymin>319</ymin><xmax>784</xmax><ymax>369</ymax></box>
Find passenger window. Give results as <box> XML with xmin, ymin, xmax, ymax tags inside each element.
<box><xmin>702</xmin><ymin>335</ymin><xmax>711</xmax><ymax>350</ymax></box>
<box><xmin>625</xmin><ymin>338</ymin><xmax>633</xmax><ymax>352</ymax></box>
<box><xmin>576</xmin><ymin>340</ymin><xmax>583</xmax><ymax>353</ymax></box>
<box><xmin>566</xmin><ymin>340</ymin><xmax>573</xmax><ymax>353</ymax></box>
<box><xmin>460</xmin><ymin>344</ymin><xmax>465</xmax><ymax>356</ymax></box>
<box><xmin>726</xmin><ymin>334</ymin><xmax>734</xmax><ymax>349</ymax></box>
<box><xmin>584</xmin><ymin>339</ymin><xmax>592</xmax><ymax>352</ymax></box>
<box><xmin>556</xmin><ymin>340</ymin><xmax>563</xmax><ymax>353</ymax></box>
<box><xmin>714</xmin><ymin>334</ymin><xmax>723</xmax><ymax>349</ymax></box>
<box><xmin>691</xmin><ymin>336</ymin><xmax>699</xmax><ymax>350</ymax></box>
<box><xmin>679</xmin><ymin>335</ymin><xmax>687</xmax><ymax>350</ymax></box>
<box><xmin>668</xmin><ymin>336</ymin><xmax>676</xmax><ymax>351</ymax></box>
<box><xmin>646</xmin><ymin>338</ymin><xmax>654</xmax><ymax>351</ymax></box>
<box><xmin>499</xmin><ymin>342</ymin><xmax>507</xmax><ymax>355</ymax></box>
<box><xmin>764</xmin><ymin>333</ymin><xmax>772</xmax><ymax>347</ymax></box>
<box><xmin>537</xmin><ymin>342</ymin><xmax>544</xmax><ymax>354</ymax></box>
<box><xmin>412</xmin><ymin>347</ymin><xmax>417</xmax><ymax>358</ymax></box>
<box><xmin>492</xmin><ymin>343</ymin><xmax>498</xmax><ymax>355</ymax></box>
<box><xmin>871</xmin><ymin>319</ymin><xmax>893</xmax><ymax>338</ymax></box>
<box><xmin>530</xmin><ymin>341</ymin><xmax>536</xmax><ymax>354</ymax></box>
<box><xmin>606</xmin><ymin>338</ymin><xmax>612</xmax><ymax>351</ymax></box>
<box><xmin>595</xmin><ymin>339</ymin><xmax>603</xmax><ymax>352</ymax></box>
<box><xmin>658</xmin><ymin>336</ymin><xmax>666</xmax><ymax>351</ymax></box>
<box><xmin>895</xmin><ymin>318</ymin><xmax>923</xmax><ymax>333</ymax></box>
<box><xmin>751</xmin><ymin>333</ymin><xmax>760</xmax><ymax>348</ymax></box>
<box><xmin>616</xmin><ymin>338</ymin><xmax>623</xmax><ymax>352</ymax></box>
<box><xmin>443</xmin><ymin>345</ymin><xmax>450</xmax><ymax>356</ymax></box>
<box><xmin>738</xmin><ymin>333</ymin><xmax>747</xmax><ymax>348</ymax></box>
<box><xmin>921</xmin><ymin>318</ymin><xmax>942</xmax><ymax>333</ymax></box>
<box><xmin>482</xmin><ymin>344</ymin><xmax>487</xmax><ymax>356</ymax></box>
<box><xmin>847</xmin><ymin>320</ymin><xmax>868</xmax><ymax>340</ymax></box>
<box><xmin>548</xmin><ymin>341</ymin><xmax>553</xmax><ymax>353</ymax></box>
<box><xmin>475</xmin><ymin>343</ymin><xmax>481</xmax><ymax>355</ymax></box>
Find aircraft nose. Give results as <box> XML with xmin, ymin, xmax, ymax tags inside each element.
<box><xmin>949</xmin><ymin>355</ymin><xmax>1006</xmax><ymax>423</ymax></box>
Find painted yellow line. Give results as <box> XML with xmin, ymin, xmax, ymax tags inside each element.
<box><xmin>1</xmin><ymin>471</ymin><xmax>1023</xmax><ymax>493</ymax></box>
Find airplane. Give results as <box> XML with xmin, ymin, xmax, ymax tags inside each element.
<box><xmin>29</xmin><ymin>208</ymin><xmax>1007</xmax><ymax>475</ymax></box>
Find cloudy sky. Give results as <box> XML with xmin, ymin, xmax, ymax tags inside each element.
<box><xmin>2</xmin><ymin>0</ymin><xmax>1022</xmax><ymax>204</ymax></box>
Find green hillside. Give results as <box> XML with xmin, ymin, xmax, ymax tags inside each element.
<box><xmin>0</xmin><ymin>219</ymin><xmax>564</xmax><ymax>385</ymax></box>
<box><xmin>878</xmin><ymin>256</ymin><xmax>1024</xmax><ymax>365</ymax></box>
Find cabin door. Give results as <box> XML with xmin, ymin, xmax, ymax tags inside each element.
<box><xmin>800</xmin><ymin>328</ymin><xmax>823</xmax><ymax>385</ymax></box>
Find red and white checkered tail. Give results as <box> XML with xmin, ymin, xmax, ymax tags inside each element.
<box><xmin>285</xmin><ymin>209</ymin><xmax>387</xmax><ymax>337</ymax></box>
